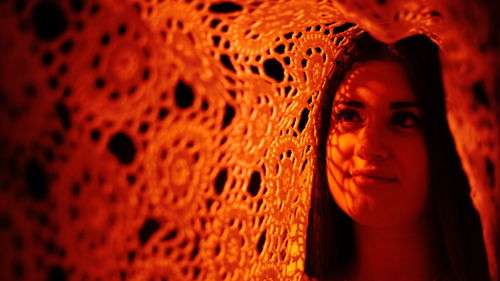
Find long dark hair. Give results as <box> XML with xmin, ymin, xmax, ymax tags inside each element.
<box><xmin>305</xmin><ymin>32</ymin><xmax>491</xmax><ymax>281</ymax></box>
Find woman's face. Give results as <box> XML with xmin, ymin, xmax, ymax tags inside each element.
<box><xmin>326</xmin><ymin>60</ymin><xmax>429</xmax><ymax>228</ymax></box>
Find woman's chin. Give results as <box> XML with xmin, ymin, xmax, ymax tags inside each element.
<box><xmin>345</xmin><ymin>203</ymin><xmax>408</xmax><ymax>228</ymax></box>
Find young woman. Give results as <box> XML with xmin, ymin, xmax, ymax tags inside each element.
<box><xmin>305</xmin><ymin>33</ymin><xmax>491</xmax><ymax>281</ymax></box>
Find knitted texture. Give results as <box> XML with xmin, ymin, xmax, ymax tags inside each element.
<box><xmin>0</xmin><ymin>0</ymin><xmax>498</xmax><ymax>280</ymax></box>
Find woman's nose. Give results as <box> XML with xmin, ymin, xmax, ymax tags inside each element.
<box><xmin>354</xmin><ymin>127</ymin><xmax>389</xmax><ymax>160</ymax></box>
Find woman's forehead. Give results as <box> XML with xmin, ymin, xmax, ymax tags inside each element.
<box><xmin>334</xmin><ymin>60</ymin><xmax>416</xmax><ymax>104</ymax></box>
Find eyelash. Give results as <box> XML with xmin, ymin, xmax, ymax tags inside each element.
<box><xmin>390</xmin><ymin>111</ymin><xmax>421</xmax><ymax>128</ymax></box>
<box><xmin>332</xmin><ymin>107</ymin><xmax>421</xmax><ymax>129</ymax></box>
<box><xmin>334</xmin><ymin>108</ymin><xmax>362</xmax><ymax>124</ymax></box>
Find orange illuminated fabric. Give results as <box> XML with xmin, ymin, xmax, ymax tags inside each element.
<box><xmin>0</xmin><ymin>0</ymin><xmax>498</xmax><ymax>281</ymax></box>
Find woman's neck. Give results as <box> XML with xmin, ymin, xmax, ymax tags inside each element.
<box><xmin>348</xmin><ymin>214</ymin><xmax>448</xmax><ymax>281</ymax></box>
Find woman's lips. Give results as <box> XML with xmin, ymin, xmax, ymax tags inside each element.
<box><xmin>348</xmin><ymin>168</ymin><xmax>398</xmax><ymax>182</ymax></box>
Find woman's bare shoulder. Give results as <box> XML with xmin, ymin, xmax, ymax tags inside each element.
<box><xmin>300</xmin><ymin>273</ymin><xmax>314</xmax><ymax>281</ymax></box>
<box><xmin>301</xmin><ymin>273</ymin><xmax>345</xmax><ymax>281</ymax></box>
<box><xmin>301</xmin><ymin>273</ymin><xmax>317</xmax><ymax>281</ymax></box>
<box><xmin>301</xmin><ymin>275</ymin><xmax>318</xmax><ymax>281</ymax></box>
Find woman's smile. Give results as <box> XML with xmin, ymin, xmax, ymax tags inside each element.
<box><xmin>326</xmin><ymin>60</ymin><xmax>429</xmax><ymax>228</ymax></box>
<box><xmin>306</xmin><ymin>33</ymin><xmax>489</xmax><ymax>281</ymax></box>
<box><xmin>351</xmin><ymin>175</ymin><xmax>398</xmax><ymax>187</ymax></box>
<box><xmin>349</xmin><ymin>167</ymin><xmax>398</xmax><ymax>182</ymax></box>
<box><xmin>348</xmin><ymin>168</ymin><xmax>398</xmax><ymax>189</ymax></box>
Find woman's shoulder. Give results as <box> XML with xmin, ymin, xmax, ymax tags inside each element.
<box><xmin>303</xmin><ymin>268</ymin><xmax>458</xmax><ymax>281</ymax></box>
<box><xmin>301</xmin><ymin>273</ymin><xmax>346</xmax><ymax>281</ymax></box>
<box><xmin>300</xmin><ymin>273</ymin><xmax>315</xmax><ymax>281</ymax></box>
<box><xmin>304</xmin><ymin>277</ymin><xmax>345</xmax><ymax>281</ymax></box>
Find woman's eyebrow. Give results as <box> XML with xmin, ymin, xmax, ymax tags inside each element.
<box><xmin>390</xmin><ymin>101</ymin><xmax>421</xmax><ymax>110</ymax></box>
<box><xmin>334</xmin><ymin>100</ymin><xmax>364</xmax><ymax>108</ymax></box>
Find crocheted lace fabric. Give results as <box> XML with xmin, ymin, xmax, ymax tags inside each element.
<box><xmin>0</xmin><ymin>0</ymin><xmax>498</xmax><ymax>280</ymax></box>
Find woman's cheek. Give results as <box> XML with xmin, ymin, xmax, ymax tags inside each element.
<box><xmin>401</xmin><ymin>136</ymin><xmax>428</xmax><ymax>181</ymax></box>
<box><xmin>326</xmin><ymin>132</ymin><xmax>351</xmax><ymax>183</ymax></box>
<box><xmin>334</xmin><ymin>131</ymin><xmax>357</xmax><ymax>156</ymax></box>
<box><xmin>326</xmin><ymin>132</ymin><xmax>356</xmax><ymax>212</ymax></box>
<box><xmin>396</xmin><ymin>136</ymin><xmax>429</xmax><ymax>216</ymax></box>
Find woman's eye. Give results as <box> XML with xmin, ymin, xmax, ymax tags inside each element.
<box><xmin>390</xmin><ymin>111</ymin><xmax>421</xmax><ymax>128</ymax></box>
<box><xmin>335</xmin><ymin>108</ymin><xmax>362</xmax><ymax>124</ymax></box>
